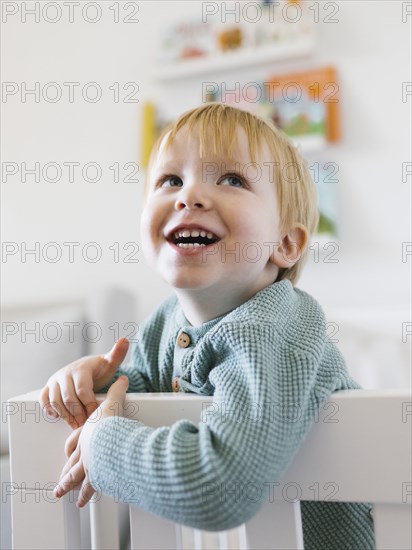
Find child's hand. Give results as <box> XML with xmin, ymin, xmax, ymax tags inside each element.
<box><xmin>54</xmin><ymin>376</ymin><xmax>129</xmax><ymax>508</ymax></box>
<box><xmin>40</xmin><ymin>338</ymin><xmax>129</xmax><ymax>429</ymax></box>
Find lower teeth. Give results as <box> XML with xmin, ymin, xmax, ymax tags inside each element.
<box><xmin>177</xmin><ymin>242</ymin><xmax>206</xmax><ymax>248</ymax></box>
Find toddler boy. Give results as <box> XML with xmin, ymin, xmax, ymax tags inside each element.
<box><xmin>42</xmin><ymin>103</ymin><xmax>375</xmax><ymax>549</ymax></box>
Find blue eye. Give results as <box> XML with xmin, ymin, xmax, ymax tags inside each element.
<box><xmin>160</xmin><ymin>175</ymin><xmax>183</xmax><ymax>188</ymax></box>
<box><xmin>219</xmin><ymin>174</ymin><xmax>244</xmax><ymax>188</ymax></box>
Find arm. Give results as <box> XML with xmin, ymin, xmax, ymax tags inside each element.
<box><xmin>86</xmin><ymin>324</ymin><xmax>337</xmax><ymax>532</ymax></box>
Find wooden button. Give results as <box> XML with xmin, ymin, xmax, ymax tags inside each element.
<box><xmin>177</xmin><ymin>332</ymin><xmax>191</xmax><ymax>348</ymax></box>
<box><xmin>172</xmin><ymin>377</ymin><xmax>181</xmax><ymax>392</ymax></box>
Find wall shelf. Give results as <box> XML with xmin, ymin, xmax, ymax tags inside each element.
<box><xmin>152</xmin><ymin>34</ymin><xmax>316</xmax><ymax>81</ymax></box>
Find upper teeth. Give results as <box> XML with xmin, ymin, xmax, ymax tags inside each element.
<box><xmin>174</xmin><ymin>229</ymin><xmax>215</xmax><ymax>239</ymax></box>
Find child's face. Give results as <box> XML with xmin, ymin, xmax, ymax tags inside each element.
<box><xmin>140</xmin><ymin>125</ymin><xmax>288</xmax><ymax>297</ymax></box>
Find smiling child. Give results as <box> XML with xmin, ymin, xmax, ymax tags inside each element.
<box><xmin>41</xmin><ymin>103</ymin><xmax>375</xmax><ymax>549</ymax></box>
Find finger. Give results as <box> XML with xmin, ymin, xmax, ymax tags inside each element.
<box><xmin>103</xmin><ymin>376</ymin><xmax>129</xmax><ymax>418</ymax></box>
<box><xmin>77</xmin><ymin>472</ymin><xmax>96</xmax><ymax>508</ymax></box>
<box><xmin>107</xmin><ymin>375</ymin><xmax>129</xmax><ymax>401</ymax></box>
<box><xmin>64</xmin><ymin>427</ymin><xmax>82</xmax><ymax>459</ymax></box>
<box><xmin>92</xmin><ymin>338</ymin><xmax>130</xmax><ymax>393</ymax></box>
<box><xmin>55</xmin><ymin>460</ymin><xmax>85</xmax><ymax>498</ymax></box>
<box><xmin>60</xmin><ymin>445</ymin><xmax>80</xmax><ymax>479</ymax></box>
<box><xmin>49</xmin><ymin>384</ymin><xmax>78</xmax><ymax>429</ymax></box>
<box><xmin>104</xmin><ymin>338</ymin><xmax>129</xmax><ymax>369</ymax></box>
<box><xmin>39</xmin><ymin>386</ymin><xmax>58</xmax><ymax>419</ymax></box>
<box><xmin>39</xmin><ymin>385</ymin><xmax>48</xmax><ymax>409</ymax></box>
<box><xmin>60</xmin><ymin>376</ymin><xmax>87</xmax><ymax>427</ymax></box>
<box><xmin>72</xmin><ymin>370</ymin><xmax>98</xmax><ymax>420</ymax></box>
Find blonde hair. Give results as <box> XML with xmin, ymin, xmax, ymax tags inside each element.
<box><xmin>145</xmin><ymin>102</ymin><xmax>319</xmax><ymax>285</ymax></box>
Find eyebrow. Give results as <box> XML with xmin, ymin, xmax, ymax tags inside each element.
<box><xmin>154</xmin><ymin>161</ymin><xmax>181</xmax><ymax>171</ymax></box>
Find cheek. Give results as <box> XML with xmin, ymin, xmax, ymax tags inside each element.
<box><xmin>139</xmin><ymin>206</ymin><xmax>156</xmax><ymax>257</ymax></box>
<box><xmin>139</xmin><ymin>205</ymin><xmax>150</xmax><ymax>235</ymax></box>
<box><xmin>231</xmin><ymin>213</ymin><xmax>269</xmax><ymax>241</ymax></box>
<box><xmin>140</xmin><ymin>201</ymin><xmax>168</xmax><ymax>253</ymax></box>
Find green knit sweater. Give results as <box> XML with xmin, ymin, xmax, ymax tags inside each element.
<box><xmin>90</xmin><ymin>280</ymin><xmax>375</xmax><ymax>549</ymax></box>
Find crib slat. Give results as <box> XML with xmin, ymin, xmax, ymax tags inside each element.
<box><xmin>246</xmin><ymin>500</ymin><xmax>304</xmax><ymax>550</ymax></box>
<box><xmin>11</xmin><ymin>490</ymin><xmax>83</xmax><ymax>550</ymax></box>
<box><xmin>129</xmin><ymin>506</ymin><xmax>180</xmax><ymax>549</ymax></box>
<box><xmin>89</xmin><ymin>496</ymin><xmax>122</xmax><ymax>550</ymax></box>
<box><xmin>88</xmin><ymin>498</ymin><xmax>130</xmax><ymax>550</ymax></box>
<box><xmin>373</xmin><ymin>503</ymin><xmax>412</xmax><ymax>550</ymax></box>
<box><xmin>193</xmin><ymin>529</ymin><xmax>203</xmax><ymax>550</ymax></box>
<box><xmin>237</xmin><ymin>524</ymin><xmax>248</xmax><ymax>550</ymax></box>
<box><xmin>217</xmin><ymin>527</ymin><xmax>247</xmax><ymax>550</ymax></box>
<box><xmin>217</xmin><ymin>530</ymin><xmax>229</xmax><ymax>550</ymax></box>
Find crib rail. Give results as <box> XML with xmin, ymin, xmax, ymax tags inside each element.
<box><xmin>7</xmin><ymin>389</ymin><xmax>412</xmax><ymax>550</ymax></box>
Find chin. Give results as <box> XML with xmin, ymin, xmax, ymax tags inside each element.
<box><xmin>161</xmin><ymin>271</ymin><xmax>211</xmax><ymax>290</ymax></box>
<box><xmin>167</xmin><ymin>279</ymin><xmax>210</xmax><ymax>290</ymax></box>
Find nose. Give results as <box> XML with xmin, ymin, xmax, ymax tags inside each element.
<box><xmin>174</xmin><ymin>181</ymin><xmax>212</xmax><ymax>211</ymax></box>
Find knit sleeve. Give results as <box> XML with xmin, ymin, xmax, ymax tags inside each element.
<box><xmin>88</xmin><ymin>322</ymin><xmax>333</xmax><ymax>531</ymax></box>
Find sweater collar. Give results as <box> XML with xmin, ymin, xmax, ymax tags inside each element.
<box><xmin>171</xmin><ymin>279</ymin><xmax>294</xmax><ymax>342</ymax></box>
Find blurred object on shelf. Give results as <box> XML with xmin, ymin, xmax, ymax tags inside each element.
<box><xmin>266</xmin><ymin>66</ymin><xmax>341</xmax><ymax>143</ymax></box>
<box><xmin>204</xmin><ymin>88</ymin><xmax>218</xmax><ymax>103</ymax></box>
<box><xmin>262</xmin><ymin>65</ymin><xmax>341</xmax><ymax>239</ymax></box>
<box><xmin>157</xmin><ymin>20</ymin><xmax>215</xmax><ymax>64</ymax></box>
<box><xmin>141</xmin><ymin>102</ymin><xmax>157</xmax><ymax>169</ymax></box>
<box><xmin>255</xmin><ymin>0</ymin><xmax>312</xmax><ymax>48</ymax></box>
<box><xmin>140</xmin><ymin>102</ymin><xmax>172</xmax><ymax>169</ymax></box>
<box><xmin>208</xmin><ymin>66</ymin><xmax>341</xmax><ymax>152</ymax></box>
<box><xmin>217</xmin><ymin>27</ymin><xmax>243</xmax><ymax>52</ymax></box>
<box><xmin>311</xmin><ymin>163</ymin><xmax>340</xmax><ymax>239</ymax></box>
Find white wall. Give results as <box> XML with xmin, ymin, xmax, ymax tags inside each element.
<box><xmin>2</xmin><ymin>0</ymin><xmax>411</xmax><ymax>327</ymax></box>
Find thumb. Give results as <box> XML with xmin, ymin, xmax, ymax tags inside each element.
<box><xmin>104</xmin><ymin>338</ymin><xmax>129</xmax><ymax>371</ymax></box>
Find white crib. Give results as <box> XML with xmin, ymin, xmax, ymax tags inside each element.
<box><xmin>6</xmin><ymin>390</ymin><xmax>412</xmax><ymax>550</ymax></box>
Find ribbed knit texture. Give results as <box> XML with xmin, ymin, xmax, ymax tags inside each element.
<box><xmin>90</xmin><ymin>280</ymin><xmax>376</xmax><ymax>549</ymax></box>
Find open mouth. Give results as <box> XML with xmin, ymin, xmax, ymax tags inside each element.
<box><xmin>168</xmin><ymin>228</ymin><xmax>220</xmax><ymax>248</ymax></box>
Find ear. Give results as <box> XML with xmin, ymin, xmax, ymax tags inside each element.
<box><xmin>270</xmin><ymin>224</ymin><xmax>309</xmax><ymax>268</ymax></box>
